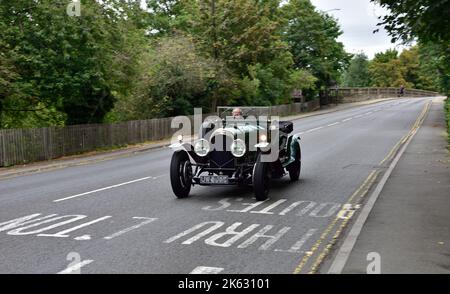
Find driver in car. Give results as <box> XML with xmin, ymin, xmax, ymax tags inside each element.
<box><xmin>232</xmin><ymin>107</ymin><xmax>243</xmax><ymax>119</ymax></box>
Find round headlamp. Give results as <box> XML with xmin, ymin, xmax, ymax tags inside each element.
<box><xmin>260</xmin><ymin>134</ymin><xmax>267</xmax><ymax>142</ymax></box>
<box><xmin>194</xmin><ymin>139</ymin><xmax>210</xmax><ymax>157</ymax></box>
<box><xmin>230</xmin><ymin>139</ymin><xmax>246</xmax><ymax>158</ymax></box>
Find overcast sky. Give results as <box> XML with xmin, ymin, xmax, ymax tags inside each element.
<box><xmin>310</xmin><ymin>0</ymin><xmax>407</xmax><ymax>59</ymax></box>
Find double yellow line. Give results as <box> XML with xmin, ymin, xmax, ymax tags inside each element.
<box><xmin>292</xmin><ymin>100</ymin><xmax>432</xmax><ymax>274</ymax></box>
<box><xmin>292</xmin><ymin>170</ymin><xmax>379</xmax><ymax>274</ymax></box>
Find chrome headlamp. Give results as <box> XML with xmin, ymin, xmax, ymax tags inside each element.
<box><xmin>194</xmin><ymin>139</ymin><xmax>210</xmax><ymax>157</ymax></box>
<box><xmin>230</xmin><ymin>139</ymin><xmax>246</xmax><ymax>158</ymax></box>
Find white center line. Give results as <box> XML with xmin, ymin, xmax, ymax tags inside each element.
<box><xmin>58</xmin><ymin>260</ymin><xmax>93</xmax><ymax>274</ymax></box>
<box><xmin>342</xmin><ymin>118</ymin><xmax>353</xmax><ymax>122</ymax></box>
<box><xmin>190</xmin><ymin>266</ymin><xmax>224</xmax><ymax>274</ymax></box>
<box><xmin>327</xmin><ymin>122</ymin><xmax>340</xmax><ymax>127</ymax></box>
<box><xmin>306</xmin><ymin>126</ymin><xmax>324</xmax><ymax>133</ymax></box>
<box><xmin>53</xmin><ymin>176</ymin><xmax>156</xmax><ymax>202</ymax></box>
<box><xmin>104</xmin><ymin>217</ymin><xmax>158</xmax><ymax>240</ymax></box>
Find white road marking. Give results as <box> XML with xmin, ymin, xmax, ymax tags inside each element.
<box><xmin>164</xmin><ymin>221</ymin><xmax>225</xmax><ymax>245</ymax></box>
<box><xmin>8</xmin><ymin>215</ymin><xmax>87</xmax><ymax>236</ymax></box>
<box><xmin>104</xmin><ymin>217</ymin><xmax>157</xmax><ymax>240</ymax></box>
<box><xmin>58</xmin><ymin>260</ymin><xmax>93</xmax><ymax>274</ymax></box>
<box><xmin>53</xmin><ymin>176</ymin><xmax>158</xmax><ymax>202</ymax></box>
<box><xmin>354</xmin><ymin>114</ymin><xmax>363</xmax><ymax>118</ymax></box>
<box><xmin>38</xmin><ymin>216</ymin><xmax>111</xmax><ymax>238</ymax></box>
<box><xmin>306</xmin><ymin>126</ymin><xmax>323</xmax><ymax>133</ymax></box>
<box><xmin>74</xmin><ymin>235</ymin><xmax>91</xmax><ymax>241</ymax></box>
<box><xmin>327</xmin><ymin>122</ymin><xmax>340</xmax><ymax>127</ymax></box>
<box><xmin>202</xmin><ymin>198</ymin><xmax>342</xmax><ymax>218</ymax></box>
<box><xmin>275</xmin><ymin>228</ymin><xmax>317</xmax><ymax>253</ymax></box>
<box><xmin>250</xmin><ymin>199</ymin><xmax>288</xmax><ymax>214</ymax></box>
<box><xmin>342</xmin><ymin>118</ymin><xmax>353</xmax><ymax>122</ymax></box>
<box><xmin>190</xmin><ymin>266</ymin><xmax>224</xmax><ymax>274</ymax></box>
<box><xmin>237</xmin><ymin>226</ymin><xmax>291</xmax><ymax>250</ymax></box>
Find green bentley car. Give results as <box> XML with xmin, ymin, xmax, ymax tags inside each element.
<box><xmin>169</xmin><ymin>107</ymin><xmax>302</xmax><ymax>201</ymax></box>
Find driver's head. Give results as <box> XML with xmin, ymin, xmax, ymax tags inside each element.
<box><xmin>232</xmin><ymin>107</ymin><xmax>243</xmax><ymax>118</ymax></box>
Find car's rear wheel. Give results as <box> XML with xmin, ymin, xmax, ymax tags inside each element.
<box><xmin>288</xmin><ymin>144</ymin><xmax>301</xmax><ymax>181</ymax></box>
<box><xmin>170</xmin><ymin>151</ymin><xmax>192</xmax><ymax>198</ymax></box>
<box><xmin>253</xmin><ymin>154</ymin><xmax>271</xmax><ymax>201</ymax></box>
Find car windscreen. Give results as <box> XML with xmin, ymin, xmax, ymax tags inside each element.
<box><xmin>217</xmin><ymin>107</ymin><xmax>271</xmax><ymax>119</ymax></box>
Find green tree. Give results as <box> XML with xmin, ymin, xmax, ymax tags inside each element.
<box><xmin>417</xmin><ymin>43</ymin><xmax>450</xmax><ymax>93</ymax></box>
<box><xmin>373</xmin><ymin>0</ymin><xmax>450</xmax><ymax>44</ymax></box>
<box><xmin>369</xmin><ymin>49</ymin><xmax>410</xmax><ymax>88</ymax></box>
<box><xmin>342</xmin><ymin>53</ymin><xmax>371</xmax><ymax>87</ymax></box>
<box><xmin>145</xmin><ymin>0</ymin><xmax>197</xmax><ymax>35</ymax></box>
<box><xmin>0</xmin><ymin>0</ymin><xmax>146</xmax><ymax>127</ymax></box>
<box><xmin>189</xmin><ymin>0</ymin><xmax>295</xmax><ymax>107</ymax></box>
<box><xmin>110</xmin><ymin>35</ymin><xmax>232</xmax><ymax>120</ymax></box>
<box><xmin>281</xmin><ymin>0</ymin><xmax>351</xmax><ymax>92</ymax></box>
<box><xmin>372</xmin><ymin>0</ymin><xmax>449</xmax><ymax>95</ymax></box>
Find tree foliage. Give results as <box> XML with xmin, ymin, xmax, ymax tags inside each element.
<box><xmin>0</xmin><ymin>0</ymin><xmax>145</xmax><ymax>127</ymax></box>
<box><xmin>342</xmin><ymin>53</ymin><xmax>371</xmax><ymax>87</ymax></box>
<box><xmin>281</xmin><ymin>0</ymin><xmax>351</xmax><ymax>90</ymax></box>
<box><xmin>373</xmin><ymin>0</ymin><xmax>450</xmax><ymax>44</ymax></box>
<box><xmin>372</xmin><ymin>0</ymin><xmax>449</xmax><ymax>95</ymax></box>
<box><xmin>3</xmin><ymin>0</ymin><xmax>445</xmax><ymax>129</ymax></box>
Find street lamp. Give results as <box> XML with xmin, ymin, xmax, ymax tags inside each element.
<box><xmin>323</xmin><ymin>8</ymin><xmax>341</xmax><ymax>13</ymax></box>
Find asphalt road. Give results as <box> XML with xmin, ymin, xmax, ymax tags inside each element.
<box><xmin>0</xmin><ymin>97</ymin><xmax>433</xmax><ymax>274</ymax></box>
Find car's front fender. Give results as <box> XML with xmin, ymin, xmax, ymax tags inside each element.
<box><xmin>169</xmin><ymin>142</ymin><xmax>205</xmax><ymax>164</ymax></box>
<box><xmin>285</xmin><ymin>135</ymin><xmax>301</xmax><ymax>167</ymax></box>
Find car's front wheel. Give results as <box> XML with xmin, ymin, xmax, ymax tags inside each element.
<box><xmin>253</xmin><ymin>154</ymin><xmax>271</xmax><ymax>201</ymax></box>
<box><xmin>170</xmin><ymin>151</ymin><xmax>192</xmax><ymax>198</ymax></box>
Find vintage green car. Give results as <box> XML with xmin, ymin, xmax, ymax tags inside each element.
<box><xmin>169</xmin><ymin>107</ymin><xmax>302</xmax><ymax>201</ymax></box>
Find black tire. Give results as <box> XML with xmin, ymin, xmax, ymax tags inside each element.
<box><xmin>253</xmin><ymin>154</ymin><xmax>271</xmax><ymax>201</ymax></box>
<box><xmin>288</xmin><ymin>144</ymin><xmax>301</xmax><ymax>181</ymax></box>
<box><xmin>170</xmin><ymin>151</ymin><xmax>192</xmax><ymax>198</ymax></box>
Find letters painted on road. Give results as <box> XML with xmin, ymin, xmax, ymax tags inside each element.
<box><xmin>202</xmin><ymin>198</ymin><xmax>343</xmax><ymax>218</ymax></box>
<box><xmin>0</xmin><ymin>213</ymin><xmax>157</xmax><ymax>241</ymax></box>
<box><xmin>165</xmin><ymin>221</ymin><xmax>317</xmax><ymax>253</ymax></box>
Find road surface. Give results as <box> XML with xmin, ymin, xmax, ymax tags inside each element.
<box><xmin>0</xmin><ymin>97</ymin><xmax>433</xmax><ymax>274</ymax></box>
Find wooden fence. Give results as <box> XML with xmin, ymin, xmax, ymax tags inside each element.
<box><xmin>0</xmin><ymin>100</ymin><xmax>320</xmax><ymax>167</ymax></box>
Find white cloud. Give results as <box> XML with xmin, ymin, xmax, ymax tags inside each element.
<box><xmin>310</xmin><ymin>0</ymin><xmax>408</xmax><ymax>58</ymax></box>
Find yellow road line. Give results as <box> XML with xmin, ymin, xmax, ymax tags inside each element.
<box><xmin>380</xmin><ymin>101</ymin><xmax>430</xmax><ymax>165</ymax></box>
<box><xmin>307</xmin><ymin>171</ymin><xmax>380</xmax><ymax>274</ymax></box>
<box><xmin>292</xmin><ymin>170</ymin><xmax>377</xmax><ymax>274</ymax></box>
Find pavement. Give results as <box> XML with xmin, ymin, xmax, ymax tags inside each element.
<box><xmin>0</xmin><ymin>96</ymin><xmax>447</xmax><ymax>274</ymax></box>
<box><xmin>331</xmin><ymin>97</ymin><xmax>450</xmax><ymax>274</ymax></box>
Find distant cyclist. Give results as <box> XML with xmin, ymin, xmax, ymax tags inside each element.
<box><xmin>399</xmin><ymin>85</ymin><xmax>405</xmax><ymax>97</ymax></box>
